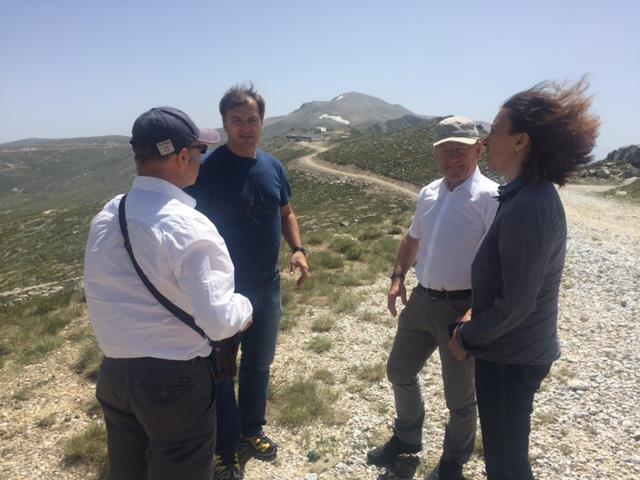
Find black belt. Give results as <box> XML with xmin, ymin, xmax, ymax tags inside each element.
<box><xmin>419</xmin><ymin>285</ymin><xmax>472</xmax><ymax>300</ymax></box>
<box><xmin>104</xmin><ymin>356</ymin><xmax>209</xmax><ymax>366</ymax></box>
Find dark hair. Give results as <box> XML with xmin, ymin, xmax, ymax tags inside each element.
<box><xmin>219</xmin><ymin>82</ymin><xmax>265</xmax><ymax>121</ymax></box>
<box><xmin>503</xmin><ymin>77</ymin><xmax>600</xmax><ymax>186</ymax></box>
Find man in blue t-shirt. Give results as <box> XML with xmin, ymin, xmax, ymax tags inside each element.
<box><xmin>187</xmin><ymin>84</ymin><xmax>309</xmax><ymax>479</ymax></box>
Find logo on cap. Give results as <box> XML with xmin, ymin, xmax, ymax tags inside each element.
<box><xmin>156</xmin><ymin>139</ymin><xmax>176</xmax><ymax>156</ymax></box>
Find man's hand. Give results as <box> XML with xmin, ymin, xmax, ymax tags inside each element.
<box><xmin>387</xmin><ymin>278</ymin><xmax>407</xmax><ymax>317</ymax></box>
<box><xmin>448</xmin><ymin>328</ymin><xmax>468</xmax><ymax>361</ymax></box>
<box><xmin>290</xmin><ymin>251</ymin><xmax>310</xmax><ymax>286</ymax></box>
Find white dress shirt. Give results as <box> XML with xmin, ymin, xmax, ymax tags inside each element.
<box><xmin>84</xmin><ymin>176</ymin><xmax>253</xmax><ymax>360</ymax></box>
<box><xmin>409</xmin><ymin>168</ymin><xmax>499</xmax><ymax>291</ymax></box>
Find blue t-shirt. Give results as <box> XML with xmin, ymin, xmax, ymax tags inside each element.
<box><xmin>186</xmin><ymin>144</ymin><xmax>291</xmax><ymax>291</ymax></box>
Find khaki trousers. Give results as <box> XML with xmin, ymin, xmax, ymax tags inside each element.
<box><xmin>387</xmin><ymin>286</ymin><xmax>476</xmax><ymax>464</ymax></box>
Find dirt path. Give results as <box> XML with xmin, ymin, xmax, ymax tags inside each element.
<box><xmin>560</xmin><ymin>185</ymin><xmax>640</xmax><ymax>239</ymax></box>
<box><xmin>293</xmin><ymin>142</ymin><xmax>419</xmax><ymax>198</ymax></box>
<box><xmin>295</xmin><ymin>142</ymin><xmax>640</xmax><ymax>243</ymax></box>
<box><xmin>2</xmin><ymin>144</ymin><xmax>638</xmax><ymax>480</ymax></box>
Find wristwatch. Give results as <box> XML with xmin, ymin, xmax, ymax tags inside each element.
<box><xmin>292</xmin><ymin>246</ymin><xmax>307</xmax><ymax>256</ymax></box>
<box><xmin>390</xmin><ymin>272</ymin><xmax>406</xmax><ymax>280</ymax></box>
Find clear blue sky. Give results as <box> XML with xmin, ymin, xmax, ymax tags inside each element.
<box><xmin>1</xmin><ymin>0</ymin><xmax>638</xmax><ymax>158</ymax></box>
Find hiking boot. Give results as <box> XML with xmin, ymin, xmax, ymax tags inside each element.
<box><xmin>366</xmin><ymin>434</ymin><xmax>421</xmax><ymax>467</ymax></box>
<box><xmin>240</xmin><ymin>431</ymin><xmax>278</xmax><ymax>461</ymax></box>
<box><xmin>426</xmin><ymin>458</ymin><xmax>466</xmax><ymax>480</ymax></box>
<box><xmin>214</xmin><ymin>451</ymin><xmax>242</xmax><ymax>480</ymax></box>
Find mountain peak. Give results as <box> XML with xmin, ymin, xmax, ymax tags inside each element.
<box><xmin>263</xmin><ymin>92</ymin><xmax>415</xmax><ymax>138</ymax></box>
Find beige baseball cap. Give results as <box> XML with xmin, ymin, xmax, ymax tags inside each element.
<box><xmin>433</xmin><ymin>115</ymin><xmax>480</xmax><ymax>146</ymax></box>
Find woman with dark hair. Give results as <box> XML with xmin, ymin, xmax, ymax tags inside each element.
<box><xmin>448</xmin><ymin>79</ymin><xmax>599</xmax><ymax>479</ymax></box>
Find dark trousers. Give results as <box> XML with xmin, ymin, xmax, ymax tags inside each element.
<box><xmin>96</xmin><ymin>356</ymin><xmax>216</xmax><ymax>480</ymax></box>
<box><xmin>475</xmin><ymin>358</ymin><xmax>551</xmax><ymax>480</ymax></box>
<box><xmin>216</xmin><ymin>275</ymin><xmax>282</xmax><ymax>453</ymax></box>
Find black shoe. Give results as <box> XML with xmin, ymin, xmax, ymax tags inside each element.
<box><xmin>240</xmin><ymin>431</ymin><xmax>278</xmax><ymax>461</ymax></box>
<box><xmin>366</xmin><ymin>434</ymin><xmax>421</xmax><ymax>467</ymax></box>
<box><xmin>214</xmin><ymin>451</ymin><xmax>242</xmax><ymax>480</ymax></box>
<box><xmin>435</xmin><ymin>458</ymin><xmax>466</xmax><ymax>480</ymax></box>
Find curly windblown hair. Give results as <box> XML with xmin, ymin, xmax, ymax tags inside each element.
<box><xmin>503</xmin><ymin>77</ymin><xmax>600</xmax><ymax>186</ymax></box>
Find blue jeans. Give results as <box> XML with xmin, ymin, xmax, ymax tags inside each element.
<box><xmin>216</xmin><ymin>275</ymin><xmax>282</xmax><ymax>453</ymax></box>
<box><xmin>475</xmin><ymin>359</ymin><xmax>551</xmax><ymax>480</ymax></box>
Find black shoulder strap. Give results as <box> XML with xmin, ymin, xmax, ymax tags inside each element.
<box><xmin>118</xmin><ymin>194</ymin><xmax>212</xmax><ymax>344</ymax></box>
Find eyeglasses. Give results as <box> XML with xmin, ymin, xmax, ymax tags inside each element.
<box><xmin>189</xmin><ymin>143</ymin><xmax>208</xmax><ymax>154</ymax></box>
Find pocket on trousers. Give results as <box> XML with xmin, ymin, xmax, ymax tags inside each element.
<box><xmin>139</xmin><ymin>381</ymin><xmax>195</xmax><ymax>405</ymax></box>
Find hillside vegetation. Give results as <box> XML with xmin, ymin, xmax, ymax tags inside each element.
<box><xmin>318</xmin><ymin>120</ymin><xmax>444</xmax><ymax>187</ymax></box>
<box><xmin>0</xmin><ymin>140</ymin><xmax>418</xmax><ymax>479</ymax></box>
<box><xmin>0</xmin><ymin>144</ymin><xmax>134</xmax><ymax>216</ymax></box>
<box><xmin>604</xmin><ymin>177</ymin><xmax>640</xmax><ymax>199</ymax></box>
<box><xmin>1</xmin><ymin>135</ymin><xmax>640</xmax><ymax>479</ymax></box>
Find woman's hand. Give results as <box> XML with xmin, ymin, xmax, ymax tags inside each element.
<box><xmin>448</xmin><ymin>327</ymin><xmax>468</xmax><ymax>361</ymax></box>
<box><xmin>458</xmin><ymin>308</ymin><xmax>472</xmax><ymax>323</ymax></box>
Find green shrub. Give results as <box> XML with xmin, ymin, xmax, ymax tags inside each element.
<box><xmin>329</xmin><ymin>235</ymin><xmax>358</xmax><ymax>254</ymax></box>
<box><xmin>312</xmin><ymin>368</ymin><xmax>336</xmax><ymax>385</ymax></box>
<box><xmin>335</xmin><ymin>271</ymin><xmax>366</xmax><ymax>287</ymax></box>
<box><xmin>84</xmin><ymin>398</ymin><xmax>102</xmax><ymax>418</ymax></box>
<box><xmin>0</xmin><ymin>287</ymin><xmax>86</xmax><ymax>365</ymax></box>
<box><xmin>343</xmin><ymin>244</ymin><xmax>365</xmax><ymax>261</ymax></box>
<box><xmin>272</xmin><ymin>379</ymin><xmax>335</xmax><ymax>426</ymax></box>
<box><xmin>358</xmin><ymin>362</ymin><xmax>386</xmax><ymax>382</ymax></box>
<box><xmin>334</xmin><ymin>293</ymin><xmax>361</xmax><ymax>314</ymax></box>
<box><xmin>308</xmin><ymin>336</ymin><xmax>333</xmax><ymax>354</ymax></box>
<box><xmin>313</xmin><ymin>251</ymin><xmax>344</xmax><ymax>269</ymax></box>
<box><xmin>36</xmin><ymin>413</ymin><xmax>56</xmax><ymax>429</ymax></box>
<box><xmin>63</xmin><ymin>423</ymin><xmax>108</xmax><ymax>469</ymax></box>
<box><xmin>74</xmin><ymin>340</ymin><xmax>103</xmax><ymax>381</ymax></box>
<box><xmin>311</xmin><ymin>318</ymin><xmax>334</xmax><ymax>332</ymax></box>
<box><xmin>280</xmin><ymin>314</ymin><xmax>298</xmax><ymax>332</ymax></box>
<box><xmin>359</xmin><ymin>310</ymin><xmax>380</xmax><ymax>323</ymax></box>
<box><xmin>306</xmin><ymin>232</ymin><xmax>325</xmax><ymax>246</ymax></box>
<box><xmin>357</xmin><ymin>228</ymin><xmax>385</xmax><ymax>241</ymax></box>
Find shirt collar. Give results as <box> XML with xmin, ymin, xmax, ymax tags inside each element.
<box><xmin>131</xmin><ymin>176</ymin><xmax>197</xmax><ymax>208</ymax></box>
<box><xmin>497</xmin><ymin>175</ymin><xmax>525</xmax><ymax>202</ymax></box>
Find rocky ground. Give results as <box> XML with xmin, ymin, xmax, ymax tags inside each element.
<box><xmin>0</xmin><ymin>179</ymin><xmax>638</xmax><ymax>479</ymax></box>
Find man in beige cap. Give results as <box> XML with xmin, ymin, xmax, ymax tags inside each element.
<box><xmin>367</xmin><ymin>116</ymin><xmax>499</xmax><ymax>479</ymax></box>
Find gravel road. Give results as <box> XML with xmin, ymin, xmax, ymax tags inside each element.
<box><xmin>1</xmin><ymin>148</ymin><xmax>638</xmax><ymax>479</ymax></box>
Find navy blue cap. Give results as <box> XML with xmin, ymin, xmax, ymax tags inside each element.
<box><xmin>130</xmin><ymin>106</ymin><xmax>220</xmax><ymax>157</ymax></box>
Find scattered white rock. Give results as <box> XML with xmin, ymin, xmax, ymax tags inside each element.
<box><xmin>1</xmin><ymin>185</ymin><xmax>639</xmax><ymax>480</ymax></box>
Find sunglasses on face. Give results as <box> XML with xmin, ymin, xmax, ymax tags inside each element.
<box><xmin>189</xmin><ymin>143</ymin><xmax>208</xmax><ymax>154</ymax></box>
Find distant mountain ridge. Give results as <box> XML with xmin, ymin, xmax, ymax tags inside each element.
<box><xmin>262</xmin><ymin>92</ymin><xmax>420</xmax><ymax>138</ymax></box>
<box><xmin>0</xmin><ymin>136</ymin><xmax>130</xmax><ymax>151</ymax></box>
<box><xmin>0</xmin><ymin>91</ymin><xmax>481</xmax><ymax>149</ymax></box>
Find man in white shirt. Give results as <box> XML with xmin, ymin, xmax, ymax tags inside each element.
<box><xmin>367</xmin><ymin>116</ymin><xmax>499</xmax><ymax>480</ymax></box>
<box><xmin>84</xmin><ymin>107</ymin><xmax>253</xmax><ymax>480</ymax></box>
